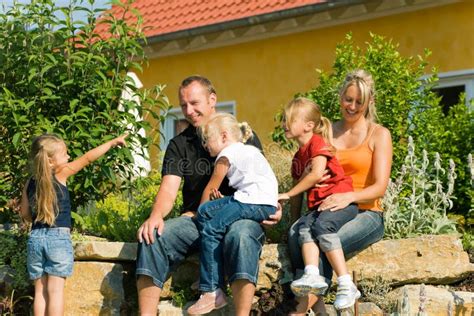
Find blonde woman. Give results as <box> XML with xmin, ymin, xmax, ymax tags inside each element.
<box><xmin>288</xmin><ymin>70</ymin><xmax>393</xmax><ymax>314</ymax></box>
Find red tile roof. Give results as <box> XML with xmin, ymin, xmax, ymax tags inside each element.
<box><xmin>98</xmin><ymin>0</ymin><xmax>326</xmax><ymax>39</ymax></box>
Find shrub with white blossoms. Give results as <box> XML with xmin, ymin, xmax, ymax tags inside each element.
<box><xmin>383</xmin><ymin>136</ymin><xmax>457</xmax><ymax>239</ymax></box>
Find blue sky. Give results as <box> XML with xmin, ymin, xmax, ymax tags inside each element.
<box><xmin>1</xmin><ymin>0</ymin><xmax>111</xmax><ymax>21</ymax></box>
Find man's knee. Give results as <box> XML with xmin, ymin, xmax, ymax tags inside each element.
<box><xmin>225</xmin><ymin>220</ymin><xmax>264</xmax><ymax>246</ymax></box>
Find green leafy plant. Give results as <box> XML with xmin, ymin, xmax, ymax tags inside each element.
<box><xmin>382</xmin><ymin>137</ymin><xmax>457</xmax><ymax>239</ymax></box>
<box><xmin>0</xmin><ymin>289</ymin><xmax>33</xmax><ymax>316</ymax></box>
<box><xmin>271</xmin><ymin>32</ymin><xmax>473</xmax><ymax>215</ymax></box>
<box><xmin>171</xmin><ymin>285</ymin><xmax>196</xmax><ymax>309</ymax></box>
<box><xmin>73</xmin><ymin>172</ymin><xmax>183</xmax><ymax>241</ymax></box>
<box><xmin>0</xmin><ymin>0</ymin><xmax>171</xmax><ymax>219</ymax></box>
<box><xmin>0</xmin><ymin>231</ymin><xmax>29</xmax><ymax>292</ymax></box>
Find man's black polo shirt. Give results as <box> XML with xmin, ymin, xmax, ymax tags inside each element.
<box><xmin>162</xmin><ymin>125</ymin><xmax>263</xmax><ymax>214</ymax></box>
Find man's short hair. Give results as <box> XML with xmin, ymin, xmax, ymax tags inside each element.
<box><xmin>180</xmin><ymin>75</ymin><xmax>216</xmax><ymax>96</ymax></box>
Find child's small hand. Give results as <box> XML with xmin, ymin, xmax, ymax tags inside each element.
<box><xmin>278</xmin><ymin>193</ymin><xmax>290</xmax><ymax>203</ymax></box>
<box><xmin>210</xmin><ymin>188</ymin><xmax>223</xmax><ymax>200</ymax></box>
<box><xmin>113</xmin><ymin>133</ymin><xmax>129</xmax><ymax>147</ymax></box>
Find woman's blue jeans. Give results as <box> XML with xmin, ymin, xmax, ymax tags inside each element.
<box><xmin>136</xmin><ymin>206</ymin><xmax>268</xmax><ymax>289</ymax></box>
<box><xmin>197</xmin><ymin>196</ymin><xmax>276</xmax><ymax>292</ymax></box>
<box><xmin>288</xmin><ymin>209</ymin><xmax>384</xmax><ymax>285</ymax></box>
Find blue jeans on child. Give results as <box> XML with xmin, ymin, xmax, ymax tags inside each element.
<box><xmin>197</xmin><ymin>196</ymin><xmax>276</xmax><ymax>292</ymax></box>
<box><xmin>136</xmin><ymin>213</ymin><xmax>268</xmax><ymax>289</ymax></box>
<box><xmin>288</xmin><ymin>209</ymin><xmax>384</xmax><ymax>286</ymax></box>
<box><xmin>295</xmin><ymin>204</ymin><xmax>358</xmax><ymax>252</ymax></box>
<box><xmin>27</xmin><ymin>227</ymin><xmax>73</xmax><ymax>280</ymax></box>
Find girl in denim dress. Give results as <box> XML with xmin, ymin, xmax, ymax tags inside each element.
<box><xmin>18</xmin><ymin>133</ymin><xmax>127</xmax><ymax>315</ymax></box>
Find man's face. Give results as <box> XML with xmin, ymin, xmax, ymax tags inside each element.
<box><xmin>179</xmin><ymin>81</ymin><xmax>216</xmax><ymax>127</ymax></box>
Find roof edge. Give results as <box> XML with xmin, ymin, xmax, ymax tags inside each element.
<box><xmin>146</xmin><ymin>0</ymin><xmax>362</xmax><ymax>44</ymax></box>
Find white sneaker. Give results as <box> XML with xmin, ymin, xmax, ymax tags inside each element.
<box><xmin>334</xmin><ymin>281</ymin><xmax>361</xmax><ymax>310</ymax></box>
<box><xmin>290</xmin><ymin>273</ymin><xmax>328</xmax><ymax>297</ymax></box>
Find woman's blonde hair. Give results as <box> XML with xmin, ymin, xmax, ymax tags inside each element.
<box><xmin>199</xmin><ymin>113</ymin><xmax>253</xmax><ymax>144</ymax></box>
<box><xmin>339</xmin><ymin>69</ymin><xmax>377</xmax><ymax>122</ymax></box>
<box><xmin>284</xmin><ymin>97</ymin><xmax>333</xmax><ymax>150</ymax></box>
<box><xmin>29</xmin><ymin>134</ymin><xmax>64</xmax><ymax>226</ymax></box>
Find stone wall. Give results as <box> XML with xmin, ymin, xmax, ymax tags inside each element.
<box><xmin>64</xmin><ymin>234</ymin><xmax>473</xmax><ymax>315</ymax></box>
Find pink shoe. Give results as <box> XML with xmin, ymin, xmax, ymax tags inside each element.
<box><xmin>187</xmin><ymin>289</ymin><xmax>228</xmax><ymax>315</ymax></box>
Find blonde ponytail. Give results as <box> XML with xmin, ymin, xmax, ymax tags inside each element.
<box><xmin>285</xmin><ymin>97</ymin><xmax>335</xmax><ymax>152</ymax></box>
<box><xmin>30</xmin><ymin>134</ymin><xmax>63</xmax><ymax>226</ymax></box>
<box><xmin>200</xmin><ymin>113</ymin><xmax>253</xmax><ymax>144</ymax></box>
<box><xmin>313</xmin><ymin>116</ymin><xmax>335</xmax><ymax>153</ymax></box>
<box><xmin>238</xmin><ymin>122</ymin><xmax>254</xmax><ymax>143</ymax></box>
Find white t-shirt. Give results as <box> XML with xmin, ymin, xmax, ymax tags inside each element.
<box><xmin>216</xmin><ymin>142</ymin><xmax>278</xmax><ymax>207</ymax></box>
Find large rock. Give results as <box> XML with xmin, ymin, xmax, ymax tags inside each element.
<box><xmin>71</xmin><ymin>235</ymin><xmax>473</xmax><ymax>300</ymax></box>
<box><xmin>158</xmin><ymin>300</ymin><xmax>235</xmax><ymax>315</ymax></box>
<box><xmin>322</xmin><ymin>302</ymin><xmax>383</xmax><ymax>316</ymax></box>
<box><xmin>160</xmin><ymin>243</ymin><xmax>294</xmax><ymax>297</ymax></box>
<box><xmin>64</xmin><ymin>262</ymin><xmax>124</xmax><ymax>315</ymax></box>
<box><xmin>387</xmin><ymin>284</ymin><xmax>474</xmax><ymax>315</ymax></box>
<box><xmin>156</xmin><ymin>300</ymin><xmax>381</xmax><ymax>316</ymax></box>
<box><xmin>257</xmin><ymin>243</ymin><xmax>294</xmax><ymax>289</ymax></box>
<box><xmin>74</xmin><ymin>241</ymin><xmax>137</xmax><ymax>261</ymax></box>
<box><xmin>346</xmin><ymin>235</ymin><xmax>473</xmax><ymax>285</ymax></box>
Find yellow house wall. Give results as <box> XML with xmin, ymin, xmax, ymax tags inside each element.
<box><xmin>142</xmin><ymin>1</ymin><xmax>473</xmax><ymax>161</ymax></box>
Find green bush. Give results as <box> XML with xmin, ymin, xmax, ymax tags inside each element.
<box><xmin>0</xmin><ymin>0</ymin><xmax>170</xmax><ymax>219</ymax></box>
<box><xmin>382</xmin><ymin>137</ymin><xmax>457</xmax><ymax>239</ymax></box>
<box><xmin>73</xmin><ymin>173</ymin><xmax>183</xmax><ymax>241</ymax></box>
<box><xmin>272</xmin><ymin>32</ymin><xmax>473</xmax><ymax>215</ymax></box>
<box><xmin>0</xmin><ymin>229</ymin><xmax>30</xmax><ymax>292</ymax></box>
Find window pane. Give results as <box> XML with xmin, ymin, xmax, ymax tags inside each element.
<box><xmin>433</xmin><ymin>85</ymin><xmax>465</xmax><ymax>114</ymax></box>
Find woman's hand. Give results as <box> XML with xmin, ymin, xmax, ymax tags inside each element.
<box><xmin>318</xmin><ymin>192</ymin><xmax>355</xmax><ymax>212</ymax></box>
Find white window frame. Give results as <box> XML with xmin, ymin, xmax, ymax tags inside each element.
<box><xmin>425</xmin><ymin>68</ymin><xmax>474</xmax><ymax>109</ymax></box>
<box><xmin>160</xmin><ymin>101</ymin><xmax>236</xmax><ymax>150</ymax></box>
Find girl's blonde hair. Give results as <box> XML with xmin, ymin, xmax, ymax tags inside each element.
<box><xmin>339</xmin><ymin>69</ymin><xmax>377</xmax><ymax>122</ymax></box>
<box><xmin>29</xmin><ymin>134</ymin><xmax>64</xmax><ymax>226</ymax></box>
<box><xmin>284</xmin><ymin>97</ymin><xmax>334</xmax><ymax>150</ymax></box>
<box><xmin>199</xmin><ymin>113</ymin><xmax>253</xmax><ymax>144</ymax></box>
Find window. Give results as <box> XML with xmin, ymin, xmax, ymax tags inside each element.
<box><xmin>429</xmin><ymin>69</ymin><xmax>474</xmax><ymax>114</ymax></box>
<box><xmin>160</xmin><ymin>101</ymin><xmax>236</xmax><ymax>150</ymax></box>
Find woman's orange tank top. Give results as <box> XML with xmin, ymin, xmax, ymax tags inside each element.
<box><xmin>335</xmin><ymin>124</ymin><xmax>382</xmax><ymax>211</ymax></box>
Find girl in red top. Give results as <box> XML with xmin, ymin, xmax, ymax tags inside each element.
<box><xmin>279</xmin><ymin>97</ymin><xmax>360</xmax><ymax>310</ymax></box>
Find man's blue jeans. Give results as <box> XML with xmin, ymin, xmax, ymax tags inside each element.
<box><xmin>197</xmin><ymin>196</ymin><xmax>276</xmax><ymax>292</ymax></box>
<box><xmin>136</xmin><ymin>208</ymin><xmax>268</xmax><ymax>289</ymax></box>
<box><xmin>288</xmin><ymin>209</ymin><xmax>384</xmax><ymax>285</ymax></box>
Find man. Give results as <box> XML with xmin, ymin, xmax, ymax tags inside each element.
<box><xmin>136</xmin><ymin>75</ymin><xmax>280</xmax><ymax>315</ymax></box>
